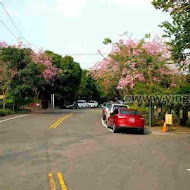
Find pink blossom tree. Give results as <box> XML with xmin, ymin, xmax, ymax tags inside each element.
<box><xmin>31</xmin><ymin>50</ymin><xmax>57</xmax><ymax>80</ymax></box>
<box><xmin>0</xmin><ymin>43</ymin><xmax>57</xmax><ymax>108</ymax></box>
<box><xmin>91</xmin><ymin>36</ymin><xmax>180</xmax><ymax>98</ymax></box>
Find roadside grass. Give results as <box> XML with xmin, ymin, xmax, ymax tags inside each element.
<box><xmin>0</xmin><ymin>109</ymin><xmax>31</xmax><ymax>117</ymax></box>
<box><xmin>0</xmin><ymin>109</ymin><xmax>14</xmax><ymax>116</ymax></box>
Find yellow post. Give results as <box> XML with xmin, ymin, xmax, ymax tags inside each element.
<box><xmin>164</xmin><ymin>114</ymin><xmax>173</xmax><ymax>132</ymax></box>
<box><xmin>165</xmin><ymin>114</ymin><xmax>173</xmax><ymax>125</ymax></box>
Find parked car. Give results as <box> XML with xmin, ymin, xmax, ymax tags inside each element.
<box><xmin>105</xmin><ymin>103</ymin><xmax>129</xmax><ymax>122</ymax></box>
<box><xmin>66</xmin><ymin>102</ymin><xmax>78</xmax><ymax>109</ymax></box>
<box><xmin>77</xmin><ymin>100</ymin><xmax>87</xmax><ymax>108</ymax></box>
<box><xmin>99</xmin><ymin>102</ymin><xmax>107</xmax><ymax>108</ymax></box>
<box><xmin>102</xmin><ymin>103</ymin><xmax>112</xmax><ymax>120</ymax></box>
<box><xmin>30</xmin><ymin>102</ymin><xmax>40</xmax><ymax>107</ymax></box>
<box><xmin>107</xmin><ymin>108</ymin><xmax>145</xmax><ymax>133</ymax></box>
<box><xmin>116</xmin><ymin>100</ymin><xmax>124</xmax><ymax>104</ymax></box>
<box><xmin>87</xmin><ymin>100</ymin><xmax>98</xmax><ymax>108</ymax></box>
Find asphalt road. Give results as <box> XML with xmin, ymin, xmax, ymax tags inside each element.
<box><xmin>0</xmin><ymin>109</ymin><xmax>190</xmax><ymax>190</ymax></box>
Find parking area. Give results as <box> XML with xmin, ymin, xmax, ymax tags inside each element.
<box><xmin>0</xmin><ymin>108</ymin><xmax>190</xmax><ymax>190</ymax></box>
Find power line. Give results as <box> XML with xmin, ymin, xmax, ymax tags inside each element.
<box><xmin>62</xmin><ymin>53</ymin><xmax>109</xmax><ymax>56</ymax></box>
<box><xmin>0</xmin><ymin>2</ymin><xmax>30</xmax><ymax>44</ymax></box>
<box><xmin>0</xmin><ymin>19</ymin><xmax>18</xmax><ymax>41</ymax></box>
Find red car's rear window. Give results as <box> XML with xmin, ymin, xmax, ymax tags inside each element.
<box><xmin>120</xmin><ymin>109</ymin><xmax>140</xmax><ymax>115</ymax></box>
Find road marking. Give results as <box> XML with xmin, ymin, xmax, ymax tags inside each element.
<box><xmin>57</xmin><ymin>172</ymin><xmax>68</xmax><ymax>190</ymax></box>
<box><xmin>50</xmin><ymin>116</ymin><xmax>67</xmax><ymax>128</ymax></box>
<box><xmin>50</xmin><ymin>114</ymin><xmax>72</xmax><ymax>129</ymax></box>
<box><xmin>101</xmin><ymin>118</ymin><xmax>112</xmax><ymax>132</ymax></box>
<box><xmin>50</xmin><ymin>114</ymin><xmax>73</xmax><ymax>129</ymax></box>
<box><xmin>48</xmin><ymin>173</ymin><xmax>57</xmax><ymax>190</ymax></box>
<box><xmin>0</xmin><ymin>114</ymin><xmax>32</xmax><ymax>123</ymax></box>
<box><xmin>53</xmin><ymin>114</ymin><xmax>73</xmax><ymax>129</ymax></box>
<box><xmin>186</xmin><ymin>169</ymin><xmax>190</xmax><ymax>171</ymax></box>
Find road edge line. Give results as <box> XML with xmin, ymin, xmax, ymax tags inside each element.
<box><xmin>0</xmin><ymin>114</ymin><xmax>32</xmax><ymax>123</ymax></box>
<box><xmin>101</xmin><ymin>118</ymin><xmax>112</xmax><ymax>132</ymax></box>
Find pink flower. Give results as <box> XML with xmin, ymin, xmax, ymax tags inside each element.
<box><xmin>31</xmin><ymin>51</ymin><xmax>57</xmax><ymax>80</ymax></box>
<box><xmin>122</xmin><ymin>68</ymin><xmax>127</xmax><ymax>75</ymax></box>
<box><xmin>153</xmin><ymin>76</ymin><xmax>159</xmax><ymax>81</ymax></box>
<box><xmin>171</xmin><ymin>83</ymin><xmax>176</xmax><ymax>87</ymax></box>
<box><xmin>90</xmin><ymin>36</ymin><xmax>173</xmax><ymax>91</ymax></box>
<box><xmin>131</xmin><ymin>62</ymin><xmax>137</xmax><ymax>68</ymax></box>
<box><xmin>135</xmin><ymin>73</ymin><xmax>145</xmax><ymax>82</ymax></box>
<box><xmin>0</xmin><ymin>41</ymin><xmax>7</xmax><ymax>48</ymax></box>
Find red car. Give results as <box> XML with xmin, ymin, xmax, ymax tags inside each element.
<box><xmin>107</xmin><ymin>108</ymin><xmax>145</xmax><ymax>134</ymax></box>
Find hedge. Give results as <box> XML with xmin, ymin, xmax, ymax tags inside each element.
<box><xmin>0</xmin><ymin>109</ymin><xmax>14</xmax><ymax>116</ymax></box>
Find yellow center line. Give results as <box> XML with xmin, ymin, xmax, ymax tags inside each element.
<box><xmin>50</xmin><ymin>117</ymin><xmax>66</xmax><ymax>128</ymax></box>
<box><xmin>50</xmin><ymin>114</ymin><xmax>73</xmax><ymax>129</ymax></box>
<box><xmin>48</xmin><ymin>173</ymin><xmax>57</xmax><ymax>190</ymax></box>
<box><xmin>53</xmin><ymin>114</ymin><xmax>73</xmax><ymax>129</ymax></box>
<box><xmin>57</xmin><ymin>172</ymin><xmax>68</xmax><ymax>190</ymax></box>
<box><xmin>52</xmin><ymin>115</ymin><xmax>71</xmax><ymax>129</ymax></box>
<box><xmin>50</xmin><ymin>114</ymin><xmax>70</xmax><ymax>129</ymax></box>
<box><xmin>50</xmin><ymin>116</ymin><xmax>67</xmax><ymax>129</ymax></box>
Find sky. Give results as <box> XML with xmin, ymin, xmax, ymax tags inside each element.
<box><xmin>0</xmin><ymin>0</ymin><xmax>171</xmax><ymax>69</ymax></box>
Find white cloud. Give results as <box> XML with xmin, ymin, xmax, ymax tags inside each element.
<box><xmin>100</xmin><ymin>0</ymin><xmax>151</xmax><ymax>8</ymax></box>
<box><xmin>40</xmin><ymin>0</ymin><xmax>49</xmax><ymax>11</ymax></box>
<box><xmin>56</xmin><ymin>0</ymin><xmax>86</xmax><ymax>16</ymax></box>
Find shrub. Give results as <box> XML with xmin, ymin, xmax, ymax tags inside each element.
<box><xmin>143</xmin><ymin>113</ymin><xmax>149</xmax><ymax>125</ymax></box>
<box><xmin>15</xmin><ymin>109</ymin><xmax>31</xmax><ymax>114</ymax></box>
<box><xmin>153</xmin><ymin>117</ymin><xmax>164</xmax><ymax>126</ymax></box>
<box><xmin>186</xmin><ymin>120</ymin><xmax>190</xmax><ymax>127</ymax></box>
<box><xmin>128</xmin><ymin>105</ymin><xmax>149</xmax><ymax>114</ymax></box>
<box><xmin>138</xmin><ymin>107</ymin><xmax>149</xmax><ymax>114</ymax></box>
<box><xmin>0</xmin><ymin>109</ymin><xmax>14</xmax><ymax>116</ymax></box>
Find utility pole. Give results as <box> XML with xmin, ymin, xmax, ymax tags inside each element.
<box><xmin>149</xmin><ymin>101</ymin><xmax>153</xmax><ymax>127</ymax></box>
<box><xmin>51</xmin><ymin>94</ymin><xmax>55</xmax><ymax>109</ymax></box>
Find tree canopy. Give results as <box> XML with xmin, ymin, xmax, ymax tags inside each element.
<box><xmin>152</xmin><ymin>0</ymin><xmax>190</xmax><ymax>66</ymax></box>
<box><xmin>91</xmin><ymin>36</ymin><xmax>183</xmax><ymax>99</ymax></box>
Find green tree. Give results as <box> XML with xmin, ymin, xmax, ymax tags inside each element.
<box><xmin>152</xmin><ymin>0</ymin><xmax>189</xmax><ymax>13</ymax></box>
<box><xmin>44</xmin><ymin>51</ymin><xmax>82</xmax><ymax>107</ymax></box>
<box><xmin>10</xmin><ymin>62</ymin><xmax>46</xmax><ymax>109</ymax></box>
<box><xmin>0</xmin><ymin>46</ymin><xmax>56</xmax><ymax>110</ymax></box>
<box><xmin>78</xmin><ymin>70</ymin><xmax>102</xmax><ymax>101</ymax></box>
<box><xmin>0</xmin><ymin>47</ymin><xmax>31</xmax><ymax>109</ymax></box>
<box><xmin>152</xmin><ymin>0</ymin><xmax>190</xmax><ymax>65</ymax></box>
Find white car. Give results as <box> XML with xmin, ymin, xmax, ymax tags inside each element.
<box><xmin>87</xmin><ymin>100</ymin><xmax>98</xmax><ymax>108</ymax></box>
<box><xmin>102</xmin><ymin>103</ymin><xmax>112</xmax><ymax>120</ymax></box>
<box><xmin>77</xmin><ymin>100</ymin><xmax>87</xmax><ymax>108</ymax></box>
<box><xmin>105</xmin><ymin>103</ymin><xmax>129</xmax><ymax>122</ymax></box>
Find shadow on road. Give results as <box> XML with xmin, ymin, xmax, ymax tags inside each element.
<box><xmin>113</xmin><ymin>128</ymin><xmax>152</xmax><ymax>135</ymax></box>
